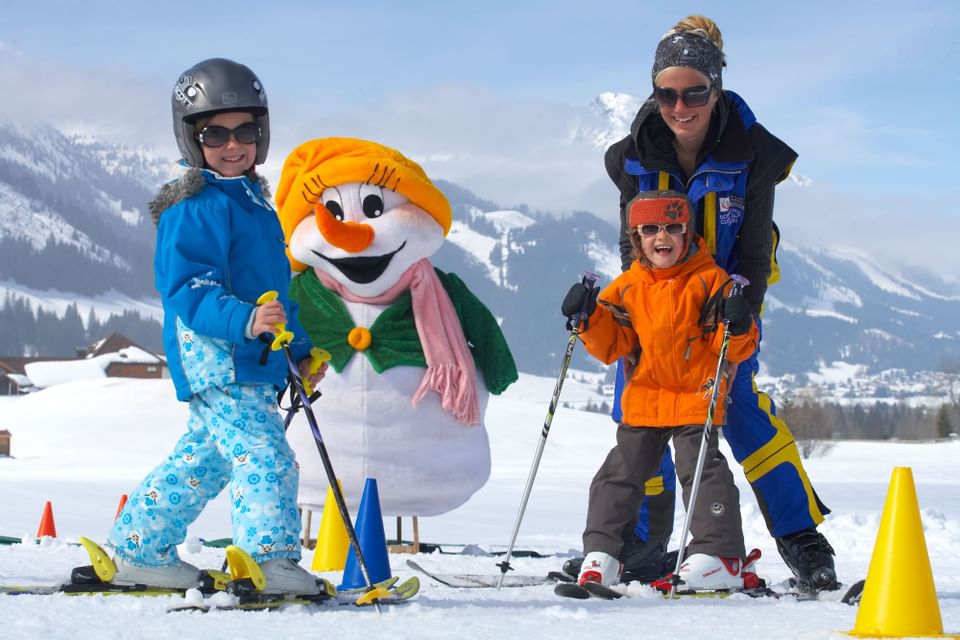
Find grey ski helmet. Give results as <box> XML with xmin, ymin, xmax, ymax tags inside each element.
<box><xmin>171</xmin><ymin>58</ymin><xmax>270</xmax><ymax>168</ymax></box>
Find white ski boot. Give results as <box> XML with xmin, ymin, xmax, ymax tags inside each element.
<box><xmin>677</xmin><ymin>553</ymin><xmax>743</xmax><ymax>591</ymax></box>
<box><xmin>577</xmin><ymin>551</ymin><xmax>621</xmax><ymax>587</ymax></box>
<box><xmin>111</xmin><ymin>555</ymin><xmax>202</xmax><ymax>590</ymax></box>
<box><xmin>260</xmin><ymin>558</ymin><xmax>323</xmax><ymax>595</ymax></box>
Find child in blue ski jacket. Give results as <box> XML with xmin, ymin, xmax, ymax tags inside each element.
<box><xmin>104</xmin><ymin>58</ymin><xmax>327</xmax><ymax>595</ymax></box>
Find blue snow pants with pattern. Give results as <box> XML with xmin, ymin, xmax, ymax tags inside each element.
<box><xmin>108</xmin><ymin>383</ymin><xmax>302</xmax><ymax>566</ymax></box>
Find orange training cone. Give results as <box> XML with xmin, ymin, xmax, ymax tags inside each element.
<box><xmin>36</xmin><ymin>501</ymin><xmax>57</xmax><ymax>538</ymax></box>
<box><xmin>339</xmin><ymin>478</ymin><xmax>391</xmax><ymax>590</ymax></box>
<box><xmin>311</xmin><ymin>482</ymin><xmax>350</xmax><ymax>572</ymax></box>
<box><xmin>848</xmin><ymin>467</ymin><xmax>952</xmax><ymax>638</ymax></box>
<box><xmin>114</xmin><ymin>494</ymin><xmax>128</xmax><ymax>521</ymax></box>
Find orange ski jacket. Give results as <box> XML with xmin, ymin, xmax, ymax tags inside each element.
<box><xmin>579</xmin><ymin>237</ymin><xmax>759</xmax><ymax>428</ymax></box>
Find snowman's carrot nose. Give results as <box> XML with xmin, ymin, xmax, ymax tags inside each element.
<box><xmin>314</xmin><ymin>204</ymin><xmax>375</xmax><ymax>253</ymax></box>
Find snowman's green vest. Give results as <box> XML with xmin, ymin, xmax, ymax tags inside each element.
<box><xmin>290</xmin><ymin>268</ymin><xmax>518</xmax><ymax>394</ymax></box>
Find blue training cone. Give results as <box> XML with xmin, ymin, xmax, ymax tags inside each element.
<box><xmin>339</xmin><ymin>478</ymin><xmax>391</xmax><ymax>590</ymax></box>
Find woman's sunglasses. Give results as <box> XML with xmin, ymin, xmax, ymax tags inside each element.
<box><xmin>197</xmin><ymin>122</ymin><xmax>261</xmax><ymax>148</ymax></box>
<box><xmin>653</xmin><ymin>85</ymin><xmax>712</xmax><ymax>109</ymax></box>
<box><xmin>638</xmin><ymin>222</ymin><xmax>686</xmax><ymax>237</ymax></box>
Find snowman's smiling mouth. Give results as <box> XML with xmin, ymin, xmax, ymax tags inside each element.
<box><xmin>313</xmin><ymin>242</ymin><xmax>407</xmax><ymax>284</ymax></box>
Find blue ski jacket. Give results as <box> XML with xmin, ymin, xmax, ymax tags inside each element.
<box><xmin>151</xmin><ymin>168</ymin><xmax>311</xmax><ymax>401</ymax></box>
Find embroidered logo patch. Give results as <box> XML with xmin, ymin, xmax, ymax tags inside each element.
<box><xmin>719</xmin><ymin>195</ymin><xmax>744</xmax><ymax>226</ymax></box>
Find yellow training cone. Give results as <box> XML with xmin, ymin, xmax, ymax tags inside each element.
<box><xmin>848</xmin><ymin>467</ymin><xmax>954</xmax><ymax>638</ymax></box>
<box><xmin>311</xmin><ymin>482</ymin><xmax>351</xmax><ymax>572</ymax></box>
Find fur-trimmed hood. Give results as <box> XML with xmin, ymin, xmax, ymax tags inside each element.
<box><xmin>148</xmin><ymin>168</ymin><xmax>272</xmax><ymax>226</ymax></box>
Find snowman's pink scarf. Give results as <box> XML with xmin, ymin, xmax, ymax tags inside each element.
<box><xmin>315</xmin><ymin>259</ymin><xmax>480</xmax><ymax>425</ymax></box>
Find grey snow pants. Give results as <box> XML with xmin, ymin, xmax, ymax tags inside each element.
<box><xmin>582</xmin><ymin>423</ymin><xmax>745</xmax><ymax>562</ymax></box>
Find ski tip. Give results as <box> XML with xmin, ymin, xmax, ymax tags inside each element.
<box><xmin>840</xmin><ymin>579</ymin><xmax>865</xmax><ymax>606</ymax></box>
<box><xmin>353</xmin><ymin>586</ymin><xmax>393</xmax><ymax>606</ymax></box>
<box><xmin>583</xmin><ymin>581</ymin><xmax>624</xmax><ymax>599</ymax></box>
<box><xmin>554</xmin><ymin>582</ymin><xmax>590</xmax><ymax>599</ymax></box>
<box><xmin>546</xmin><ymin>570</ymin><xmax>576</xmax><ymax>583</ymax></box>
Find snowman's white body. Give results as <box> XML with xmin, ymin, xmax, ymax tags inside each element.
<box><xmin>287</xmin><ymin>297</ymin><xmax>491</xmax><ymax>516</ymax></box>
<box><xmin>285</xmin><ymin>180</ymin><xmax>495</xmax><ymax>517</ymax></box>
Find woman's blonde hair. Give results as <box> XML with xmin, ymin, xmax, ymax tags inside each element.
<box><xmin>669</xmin><ymin>15</ymin><xmax>723</xmax><ymax>51</ymax></box>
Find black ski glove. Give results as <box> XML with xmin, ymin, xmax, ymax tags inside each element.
<box><xmin>561</xmin><ymin>283</ymin><xmax>599</xmax><ymax>331</ymax></box>
<box><xmin>722</xmin><ymin>291</ymin><xmax>753</xmax><ymax>336</ymax></box>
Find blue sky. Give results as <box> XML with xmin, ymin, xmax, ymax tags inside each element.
<box><xmin>1</xmin><ymin>0</ymin><xmax>958</xmax><ymax>277</ymax></box>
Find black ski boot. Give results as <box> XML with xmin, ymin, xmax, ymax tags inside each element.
<box><xmin>776</xmin><ymin>528</ymin><xmax>839</xmax><ymax>593</ymax></box>
<box><xmin>561</xmin><ymin>542</ymin><xmax>676</xmax><ymax>584</ymax></box>
<box><xmin>561</xmin><ymin>557</ymin><xmax>582</xmax><ymax>580</ymax></box>
<box><xmin>620</xmin><ymin>537</ymin><xmax>670</xmax><ymax>584</ymax></box>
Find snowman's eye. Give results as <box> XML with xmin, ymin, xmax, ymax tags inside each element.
<box><xmin>359</xmin><ymin>184</ymin><xmax>384</xmax><ymax>218</ymax></box>
<box><xmin>325</xmin><ymin>200</ymin><xmax>344</xmax><ymax>220</ymax></box>
<box><xmin>362</xmin><ymin>195</ymin><xmax>384</xmax><ymax>218</ymax></box>
<box><xmin>322</xmin><ymin>189</ymin><xmax>344</xmax><ymax>220</ymax></box>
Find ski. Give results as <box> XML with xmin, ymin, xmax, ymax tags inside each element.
<box><xmin>0</xmin><ymin>583</ymin><xmax>203</xmax><ymax>597</ymax></box>
<box><xmin>554</xmin><ymin>582</ymin><xmax>592</xmax><ymax>599</ymax></box>
<box><xmin>166</xmin><ymin>576</ymin><xmax>420</xmax><ymax>612</ymax></box>
<box><xmin>771</xmin><ymin>578</ymin><xmax>865</xmax><ymax>604</ymax></box>
<box><xmin>583</xmin><ymin>581</ymin><xmax>625</xmax><ymax>599</ymax></box>
<box><xmin>554</xmin><ymin>578</ymin><xmax>864</xmax><ymax>603</ymax></box>
<box><xmin>839</xmin><ymin>579</ymin><xmax>865</xmax><ymax>606</ymax></box>
<box><xmin>0</xmin><ymin>536</ymin><xmax>229</xmax><ymax>598</ymax></box>
<box><xmin>170</xmin><ymin>544</ymin><xmax>419</xmax><ymax>611</ymax></box>
<box><xmin>556</xmin><ymin>580</ymin><xmax>780</xmax><ymax>601</ymax></box>
<box><xmin>405</xmin><ymin>558</ymin><xmax>567</xmax><ymax>588</ymax></box>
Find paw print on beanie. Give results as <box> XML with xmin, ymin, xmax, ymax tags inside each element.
<box><xmin>664</xmin><ymin>200</ymin><xmax>686</xmax><ymax>221</ymax></box>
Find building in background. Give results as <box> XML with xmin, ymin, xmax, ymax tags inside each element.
<box><xmin>0</xmin><ymin>333</ymin><xmax>165</xmax><ymax>394</ymax></box>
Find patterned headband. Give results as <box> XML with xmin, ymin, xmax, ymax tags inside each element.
<box><xmin>651</xmin><ymin>31</ymin><xmax>725</xmax><ymax>89</ymax></box>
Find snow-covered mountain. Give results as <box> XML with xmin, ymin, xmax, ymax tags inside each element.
<box><xmin>0</xmin><ymin>120</ymin><xmax>159</xmax><ymax>299</ymax></box>
<box><xmin>760</xmin><ymin>243</ymin><xmax>960</xmax><ymax>377</ymax></box>
<box><xmin>575</xmin><ymin>92</ymin><xmax>645</xmax><ymax>149</ymax></box>
<box><xmin>1</xmin><ymin>119</ymin><xmax>958</xmax><ymax>382</ymax></box>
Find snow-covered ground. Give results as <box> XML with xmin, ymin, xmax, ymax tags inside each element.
<box><xmin>1</xmin><ymin>373</ymin><xmax>958</xmax><ymax>639</ymax></box>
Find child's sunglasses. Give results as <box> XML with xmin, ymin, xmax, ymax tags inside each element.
<box><xmin>638</xmin><ymin>222</ymin><xmax>686</xmax><ymax>237</ymax></box>
<box><xmin>197</xmin><ymin>123</ymin><xmax>261</xmax><ymax>148</ymax></box>
<box><xmin>653</xmin><ymin>85</ymin><xmax>712</xmax><ymax>109</ymax></box>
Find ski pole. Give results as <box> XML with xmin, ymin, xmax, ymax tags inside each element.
<box><xmin>257</xmin><ymin>291</ymin><xmax>388</xmax><ymax>613</ymax></box>
<box><xmin>496</xmin><ymin>271</ymin><xmax>599</xmax><ymax>590</ymax></box>
<box><xmin>669</xmin><ymin>275</ymin><xmax>749</xmax><ymax>598</ymax></box>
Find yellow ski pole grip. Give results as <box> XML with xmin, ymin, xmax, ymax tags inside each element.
<box><xmin>302</xmin><ymin>347</ymin><xmax>331</xmax><ymax>396</ymax></box>
<box><xmin>256</xmin><ymin>290</ymin><xmax>294</xmax><ymax>350</ymax></box>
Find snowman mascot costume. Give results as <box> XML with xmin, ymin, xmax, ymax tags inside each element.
<box><xmin>274</xmin><ymin>138</ymin><xmax>518</xmax><ymax>517</ymax></box>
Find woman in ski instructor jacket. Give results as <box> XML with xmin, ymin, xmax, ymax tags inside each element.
<box><xmin>604</xmin><ymin>15</ymin><xmax>838</xmax><ymax>593</ymax></box>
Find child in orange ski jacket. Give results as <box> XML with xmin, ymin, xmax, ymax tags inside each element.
<box><xmin>560</xmin><ymin>190</ymin><xmax>760</xmax><ymax>592</ymax></box>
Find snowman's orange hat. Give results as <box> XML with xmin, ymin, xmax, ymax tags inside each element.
<box><xmin>275</xmin><ymin>137</ymin><xmax>452</xmax><ymax>272</ymax></box>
